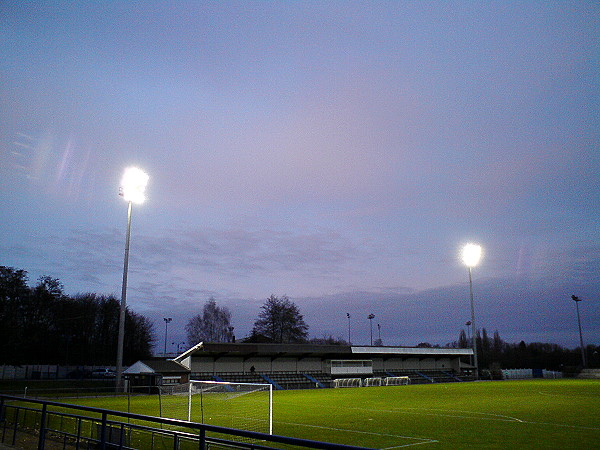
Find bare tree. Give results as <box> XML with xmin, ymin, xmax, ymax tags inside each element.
<box><xmin>185</xmin><ymin>298</ymin><xmax>234</xmax><ymax>345</ymax></box>
<box><xmin>249</xmin><ymin>295</ymin><xmax>308</xmax><ymax>343</ymax></box>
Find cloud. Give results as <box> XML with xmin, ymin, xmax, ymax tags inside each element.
<box><xmin>6</xmin><ymin>222</ymin><xmax>381</xmax><ymax>299</ymax></box>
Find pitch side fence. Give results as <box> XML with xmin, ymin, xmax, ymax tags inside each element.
<box><xmin>0</xmin><ymin>395</ymin><xmax>371</xmax><ymax>450</ymax></box>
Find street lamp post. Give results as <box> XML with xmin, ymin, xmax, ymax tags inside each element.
<box><xmin>462</xmin><ymin>243</ymin><xmax>482</xmax><ymax>380</ymax></box>
<box><xmin>163</xmin><ymin>318</ymin><xmax>172</xmax><ymax>357</ymax></box>
<box><xmin>368</xmin><ymin>314</ymin><xmax>375</xmax><ymax>346</ymax></box>
<box><xmin>571</xmin><ymin>295</ymin><xmax>586</xmax><ymax>368</ymax></box>
<box><xmin>116</xmin><ymin>167</ymin><xmax>149</xmax><ymax>391</ymax></box>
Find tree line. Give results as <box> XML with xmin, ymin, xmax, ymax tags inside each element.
<box><xmin>3</xmin><ymin>264</ymin><xmax>596</xmax><ymax>371</ymax></box>
<box><xmin>450</xmin><ymin>328</ymin><xmax>599</xmax><ymax>372</ymax></box>
<box><xmin>0</xmin><ymin>266</ymin><xmax>154</xmax><ymax>365</ymax></box>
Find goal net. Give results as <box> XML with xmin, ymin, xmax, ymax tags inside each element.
<box><xmin>333</xmin><ymin>378</ymin><xmax>362</xmax><ymax>388</ymax></box>
<box><xmin>158</xmin><ymin>380</ymin><xmax>273</xmax><ymax>435</ymax></box>
<box><xmin>384</xmin><ymin>376</ymin><xmax>410</xmax><ymax>386</ymax></box>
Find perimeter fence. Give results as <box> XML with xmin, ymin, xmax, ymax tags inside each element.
<box><xmin>0</xmin><ymin>394</ymin><xmax>372</xmax><ymax>450</ymax></box>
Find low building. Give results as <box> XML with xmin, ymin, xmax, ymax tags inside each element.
<box><xmin>173</xmin><ymin>342</ymin><xmax>473</xmax><ymax>386</ymax></box>
<box><xmin>124</xmin><ymin>359</ymin><xmax>190</xmax><ymax>388</ymax></box>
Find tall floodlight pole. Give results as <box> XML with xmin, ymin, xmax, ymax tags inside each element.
<box><xmin>462</xmin><ymin>243</ymin><xmax>482</xmax><ymax>380</ymax></box>
<box><xmin>571</xmin><ymin>295</ymin><xmax>586</xmax><ymax>368</ymax></box>
<box><xmin>465</xmin><ymin>321</ymin><xmax>472</xmax><ymax>343</ymax></box>
<box><xmin>368</xmin><ymin>314</ymin><xmax>375</xmax><ymax>346</ymax></box>
<box><xmin>465</xmin><ymin>321</ymin><xmax>472</xmax><ymax>365</ymax></box>
<box><xmin>346</xmin><ymin>313</ymin><xmax>351</xmax><ymax>345</ymax></box>
<box><xmin>163</xmin><ymin>318</ymin><xmax>172</xmax><ymax>357</ymax></box>
<box><xmin>116</xmin><ymin>167</ymin><xmax>149</xmax><ymax>391</ymax></box>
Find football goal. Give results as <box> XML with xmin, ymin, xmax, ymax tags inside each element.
<box><xmin>333</xmin><ymin>378</ymin><xmax>362</xmax><ymax>388</ymax></box>
<box><xmin>384</xmin><ymin>376</ymin><xmax>410</xmax><ymax>386</ymax></box>
<box><xmin>158</xmin><ymin>380</ymin><xmax>273</xmax><ymax>435</ymax></box>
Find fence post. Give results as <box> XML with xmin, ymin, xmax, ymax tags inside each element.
<box><xmin>37</xmin><ymin>403</ymin><xmax>47</xmax><ymax>450</ymax></box>
<box><xmin>198</xmin><ymin>427</ymin><xmax>206</xmax><ymax>450</ymax></box>
<box><xmin>100</xmin><ymin>412</ymin><xmax>107</xmax><ymax>450</ymax></box>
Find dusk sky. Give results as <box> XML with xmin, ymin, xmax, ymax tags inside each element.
<box><xmin>1</xmin><ymin>2</ymin><xmax>598</xmax><ymax>353</ymax></box>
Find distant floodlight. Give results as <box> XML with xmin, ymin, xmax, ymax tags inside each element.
<box><xmin>462</xmin><ymin>243</ymin><xmax>482</xmax><ymax>268</ymax></box>
<box><xmin>462</xmin><ymin>242</ymin><xmax>483</xmax><ymax>380</ymax></box>
<box><xmin>120</xmin><ymin>167</ymin><xmax>149</xmax><ymax>204</ymax></box>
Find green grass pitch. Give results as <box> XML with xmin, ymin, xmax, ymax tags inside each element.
<box><xmin>68</xmin><ymin>379</ymin><xmax>600</xmax><ymax>448</ymax></box>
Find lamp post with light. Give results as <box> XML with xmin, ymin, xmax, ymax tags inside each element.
<box><xmin>116</xmin><ymin>167</ymin><xmax>149</xmax><ymax>391</ymax></box>
<box><xmin>462</xmin><ymin>243</ymin><xmax>482</xmax><ymax>380</ymax></box>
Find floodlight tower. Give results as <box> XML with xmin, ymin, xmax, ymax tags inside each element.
<box><xmin>346</xmin><ymin>313</ymin><xmax>351</xmax><ymax>345</ymax></box>
<box><xmin>465</xmin><ymin>321</ymin><xmax>472</xmax><ymax>365</ymax></box>
<box><xmin>368</xmin><ymin>314</ymin><xmax>375</xmax><ymax>346</ymax></box>
<box><xmin>163</xmin><ymin>317</ymin><xmax>172</xmax><ymax>357</ymax></box>
<box><xmin>462</xmin><ymin>243</ymin><xmax>482</xmax><ymax>380</ymax></box>
<box><xmin>116</xmin><ymin>167</ymin><xmax>149</xmax><ymax>390</ymax></box>
<box><xmin>571</xmin><ymin>295</ymin><xmax>586</xmax><ymax>368</ymax></box>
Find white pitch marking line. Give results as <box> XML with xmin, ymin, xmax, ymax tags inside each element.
<box><xmin>516</xmin><ymin>420</ymin><xmax>600</xmax><ymax>432</ymax></box>
<box><xmin>345</xmin><ymin>405</ymin><xmax>600</xmax><ymax>432</ymax></box>
<box><xmin>277</xmin><ymin>420</ymin><xmax>439</xmax><ymax>448</ymax></box>
<box><xmin>343</xmin><ymin>405</ymin><xmax>524</xmax><ymax>423</ymax></box>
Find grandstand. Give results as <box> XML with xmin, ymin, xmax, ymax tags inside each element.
<box><xmin>167</xmin><ymin>343</ymin><xmax>474</xmax><ymax>389</ymax></box>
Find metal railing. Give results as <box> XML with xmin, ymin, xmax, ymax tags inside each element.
<box><xmin>0</xmin><ymin>394</ymin><xmax>373</xmax><ymax>450</ymax></box>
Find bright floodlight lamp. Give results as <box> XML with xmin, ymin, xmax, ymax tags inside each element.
<box><xmin>462</xmin><ymin>243</ymin><xmax>482</xmax><ymax>268</ymax></box>
<box><xmin>462</xmin><ymin>243</ymin><xmax>482</xmax><ymax>380</ymax></box>
<box><xmin>116</xmin><ymin>167</ymin><xmax>148</xmax><ymax>391</ymax></box>
<box><xmin>119</xmin><ymin>167</ymin><xmax>149</xmax><ymax>204</ymax></box>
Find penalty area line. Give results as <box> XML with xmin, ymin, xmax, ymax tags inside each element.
<box><xmin>277</xmin><ymin>420</ymin><xmax>439</xmax><ymax>448</ymax></box>
<box><xmin>343</xmin><ymin>405</ymin><xmax>525</xmax><ymax>423</ymax></box>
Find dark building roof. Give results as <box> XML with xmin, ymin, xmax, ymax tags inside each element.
<box><xmin>175</xmin><ymin>342</ymin><xmax>472</xmax><ymax>362</ymax></box>
<box><xmin>125</xmin><ymin>359</ymin><xmax>189</xmax><ymax>374</ymax></box>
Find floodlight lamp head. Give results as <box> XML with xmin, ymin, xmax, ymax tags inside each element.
<box><xmin>120</xmin><ymin>167</ymin><xmax>149</xmax><ymax>204</ymax></box>
<box><xmin>462</xmin><ymin>243</ymin><xmax>482</xmax><ymax>268</ymax></box>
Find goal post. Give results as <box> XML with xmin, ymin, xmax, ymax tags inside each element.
<box><xmin>159</xmin><ymin>380</ymin><xmax>273</xmax><ymax>435</ymax></box>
